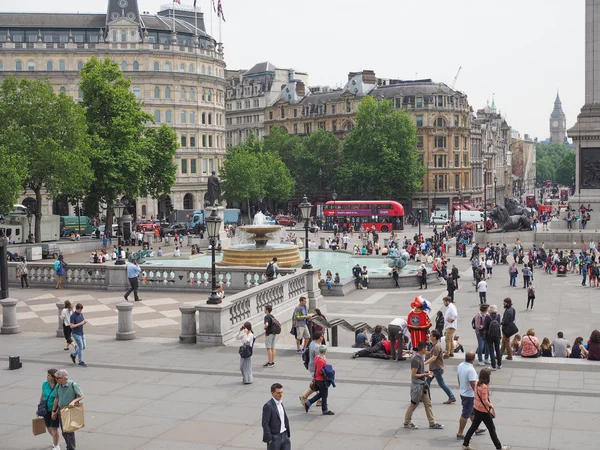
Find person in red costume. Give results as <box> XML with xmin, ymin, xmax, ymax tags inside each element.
<box><xmin>407</xmin><ymin>296</ymin><xmax>432</xmax><ymax>347</ymax></box>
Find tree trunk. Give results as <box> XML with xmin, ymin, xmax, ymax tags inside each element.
<box><xmin>247</xmin><ymin>198</ymin><xmax>251</xmax><ymax>224</ymax></box>
<box><xmin>33</xmin><ymin>186</ymin><xmax>42</xmax><ymax>243</ymax></box>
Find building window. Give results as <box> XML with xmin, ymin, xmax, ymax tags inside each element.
<box><xmin>190</xmin><ymin>112</ymin><xmax>196</xmax><ymax>124</ymax></box>
<box><xmin>202</xmin><ymin>112</ymin><xmax>206</xmax><ymax>124</ymax></box>
<box><xmin>121</xmin><ymin>31</ymin><xmax>127</xmax><ymax>42</ymax></box>
<box><xmin>180</xmin><ymin>111</ymin><xmax>187</xmax><ymax>124</ymax></box>
<box><xmin>133</xmin><ymin>86</ymin><xmax>141</xmax><ymax>99</ymax></box>
<box><xmin>166</xmin><ymin>110</ymin><xmax>172</xmax><ymax>123</ymax></box>
<box><xmin>181</xmin><ymin>135</ymin><xmax>187</xmax><ymax>147</ymax></box>
<box><xmin>416</xmin><ymin>115</ymin><xmax>423</xmax><ymax>128</ymax></box>
<box><xmin>209</xmin><ymin>159</ymin><xmax>214</xmax><ymax>172</ymax></box>
<box><xmin>190</xmin><ymin>88</ymin><xmax>195</xmax><ymax>101</ymax></box>
<box><xmin>201</xmin><ymin>65</ymin><xmax>205</xmax><ymax>74</ymax></box>
<box><xmin>121</xmin><ymin>61</ymin><xmax>127</xmax><ymax>71</ymax></box>
<box><xmin>332</xmin><ymin>120</ymin><xmax>337</xmax><ymax>132</ymax></box>
<box><xmin>280</xmin><ymin>106</ymin><xmax>285</xmax><ymax>119</ymax></box>
<box><xmin>15</xmin><ymin>60</ymin><xmax>23</xmax><ymax>71</ymax></box>
<box><xmin>180</xmin><ymin>63</ymin><xmax>185</xmax><ymax>73</ymax></box>
<box><xmin>112</xmin><ymin>30</ymin><xmax>117</xmax><ymax>42</ymax></box>
<box><xmin>416</xmin><ymin>97</ymin><xmax>423</xmax><ymax>108</ymax></box>
<box><xmin>59</xmin><ymin>86</ymin><xmax>67</xmax><ymax>94</ymax></box>
<box><xmin>202</xmin><ymin>158</ymin><xmax>207</xmax><ymax>172</ymax></box>
<box><xmin>133</xmin><ymin>61</ymin><xmax>139</xmax><ymax>71</ymax></box>
<box><xmin>76</xmin><ymin>60</ymin><xmax>84</xmax><ymax>70</ymax></box>
<box><xmin>435</xmin><ymin>136</ymin><xmax>446</xmax><ymax>148</ymax></box>
<box><xmin>190</xmin><ymin>159</ymin><xmax>196</xmax><ymax>173</ymax></box>
<box><xmin>454</xmin><ymin>115</ymin><xmax>459</xmax><ymax>127</ymax></box>
<box><xmin>46</xmin><ymin>61</ymin><xmax>54</xmax><ymax>71</ymax></box>
<box><xmin>208</xmin><ymin>113</ymin><xmax>212</xmax><ymax>124</ymax></box>
<box><xmin>208</xmin><ymin>135</ymin><xmax>213</xmax><ymax>147</ymax></box>
<box><xmin>332</xmin><ymin>104</ymin><xmax>336</xmax><ymax>114</ymax></box>
<box><xmin>59</xmin><ymin>60</ymin><xmax>66</xmax><ymax>71</ymax></box>
<box><xmin>181</xmin><ymin>159</ymin><xmax>187</xmax><ymax>174</ymax></box>
<box><xmin>154</xmin><ymin>110</ymin><xmax>161</xmax><ymax>123</ymax></box>
<box><xmin>437</xmin><ymin>95</ymin><xmax>444</xmax><ymax>107</ymax></box>
<box><xmin>454</xmin><ymin>136</ymin><xmax>459</xmax><ymax>149</ymax></box>
<box><xmin>417</xmin><ymin>135</ymin><xmax>424</xmax><ymax>149</ymax></box>
<box><xmin>190</xmin><ymin>135</ymin><xmax>196</xmax><ymax>147</ymax></box>
<box><xmin>208</xmin><ymin>91</ymin><xmax>212</xmax><ymax>102</ymax></box>
<box><xmin>153</xmin><ymin>61</ymin><xmax>160</xmax><ymax>71</ymax></box>
<box><xmin>165</xmin><ymin>87</ymin><xmax>171</xmax><ymax>99</ymax></box>
<box><xmin>189</xmin><ymin>64</ymin><xmax>194</xmax><ymax>73</ymax></box>
<box><xmin>293</xmin><ymin>124</ymin><xmax>298</xmax><ymax>134</ymax></box>
<box><xmin>154</xmin><ymin>87</ymin><xmax>160</xmax><ymax>98</ymax></box>
<box><xmin>78</xmin><ymin>88</ymin><xmax>83</xmax><ymax>99</ymax></box>
<box><xmin>27</xmin><ymin>60</ymin><xmax>35</xmax><ymax>71</ymax></box>
<box><xmin>207</xmin><ymin>66</ymin><xmax>212</xmax><ymax>75</ymax></box>
<box><xmin>395</xmin><ymin>98</ymin><xmax>401</xmax><ymax>109</ymax></box>
<box><xmin>202</xmin><ymin>135</ymin><xmax>207</xmax><ymax>147</ymax></box>
<box><xmin>346</xmin><ymin>100</ymin><xmax>351</xmax><ymax>112</ymax></box>
<box><xmin>435</xmin><ymin>117</ymin><xmax>445</xmax><ymax>127</ymax></box>
<box><xmin>454</xmin><ymin>154</ymin><xmax>460</xmax><ymax>167</ymax></box>
<box><xmin>455</xmin><ymin>174</ymin><xmax>460</xmax><ymax>188</ymax></box>
<box><xmin>181</xmin><ymin>88</ymin><xmax>187</xmax><ymax>100</ymax></box>
<box><xmin>164</xmin><ymin>62</ymin><xmax>171</xmax><ymax>72</ymax></box>
<box><xmin>269</xmin><ymin>111</ymin><xmax>273</xmax><ymax>120</ymax></box>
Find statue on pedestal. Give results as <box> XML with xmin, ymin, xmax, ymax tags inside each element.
<box><xmin>206</xmin><ymin>171</ymin><xmax>221</xmax><ymax>207</ymax></box>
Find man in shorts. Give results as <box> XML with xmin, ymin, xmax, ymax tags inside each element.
<box><xmin>263</xmin><ymin>304</ymin><xmax>277</xmax><ymax>367</ymax></box>
<box><xmin>293</xmin><ymin>297</ymin><xmax>311</xmax><ymax>354</ymax></box>
<box><xmin>456</xmin><ymin>351</ymin><xmax>486</xmax><ymax>439</ymax></box>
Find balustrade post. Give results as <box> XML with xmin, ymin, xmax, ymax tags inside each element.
<box><xmin>116</xmin><ymin>302</ymin><xmax>135</xmax><ymax>340</ymax></box>
<box><xmin>1</xmin><ymin>298</ymin><xmax>20</xmax><ymax>334</ymax></box>
<box><xmin>179</xmin><ymin>305</ymin><xmax>197</xmax><ymax>343</ymax></box>
<box><xmin>55</xmin><ymin>301</ymin><xmax>64</xmax><ymax>337</ymax></box>
<box><xmin>331</xmin><ymin>325</ymin><xmax>338</xmax><ymax>347</ymax></box>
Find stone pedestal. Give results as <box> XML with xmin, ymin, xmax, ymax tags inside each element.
<box><xmin>116</xmin><ymin>302</ymin><xmax>135</xmax><ymax>340</ymax></box>
<box><xmin>179</xmin><ymin>305</ymin><xmax>197</xmax><ymax>343</ymax></box>
<box><xmin>1</xmin><ymin>298</ymin><xmax>20</xmax><ymax>334</ymax></box>
<box><xmin>56</xmin><ymin>302</ymin><xmax>64</xmax><ymax>338</ymax></box>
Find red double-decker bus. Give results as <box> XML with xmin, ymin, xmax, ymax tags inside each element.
<box><xmin>323</xmin><ymin>200</ymin><xmax>404</xmax><ymax>232</ymax></box>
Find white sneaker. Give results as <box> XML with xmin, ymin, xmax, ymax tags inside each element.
<box><xmin>477</xmin><ymin>361</ymin><xmax>485</xmax><ymax>366</ymax></box>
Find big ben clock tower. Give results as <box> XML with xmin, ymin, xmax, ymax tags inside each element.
<box><xmin>550</xmin><ymin>91</ymin><xmax>567</xmax><ymax>143</ymax></box>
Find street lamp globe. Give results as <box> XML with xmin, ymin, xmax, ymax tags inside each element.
<box><xmin>299</xmin><ymin>195</ymin><xmax>312</xmax><ymax>221</ymax></box>
<box><xmin>332</xmin><ymin>191</ymin><xmax>337</xmax><ymax>201</ymax></box>
<box><xmin>113</xmin><ymin>200</ymin><xmax>126</xmax><ymax>219</ymax></box>
<box><xmin>206</xmin><ymin>204</ymin><xmax>222</xmax><ymax>239</ymax></box>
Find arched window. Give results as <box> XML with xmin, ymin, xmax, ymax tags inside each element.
<box><xmin>188</xmin><ymin>64</ymin><xmax>194</xmax><ymax>73</ymax></box>
<box><xmin>154</xmin><ymin>110</ymin><xmax>161</xmax><ymax>123</ymax></box>
<box><xmin>179</xmin><ymin>63</ymin><xmax>185</xmax><ymax>72</ymax></box>
<box><xmin>15</xmin><ymin>60</ymin><xmax>23</xmax><ymax>71</ymax></box>
<box><xmin>121</xmin><ymin>31</ymin><xmax>127</xmax><ymax>42</ymax></box>
<box><xmin>133</xmin><ymin>86</ymin><xmax>141</xmax><ymax>99</ymax></box>
<box><xmin>165</xmin><ymin>110</ymin><xmax>172</xmax><ymax>123</ymax></box>
<box><xmin>180</xmin><ymin>111</ymin><xmax>187</xmax><ymax>124</ymax></box>
<box><xmin>133</xmin><ymin>61</ymin><xmax>139</xmax><ymax>71</ymax></box>
<box><xmin>189</xmin><ymin>88</ymin><xmax>195</xmax><ymax>101</ymax></box>
<box><xmin>201</xmin><ymin>65</ymin><xmax>205</xmax><ymax>74</ymax></box>
<box><xmin>164</xmin><ymin>61</ymin><xmax>171</xmax><ymax>72</ymax></box>
<box><xmin>207</xmin><ymin>90</ymin><xmax>212</xmax><ymax>102</ymax></box>
<box><xmin>435</xmin><ymin>117</ymin><xmax>446</xmax><ymax>127</ymax></box>
<box><xmin>46</xmin><ymin>61</ymin><xmax>54</xmax><ymax>71</ymax></box>
<box><xmin>0</xmin><ymin>60</ymin><xmax>3</xmax><ymax>71</ymax></box>
<box><xmin>27</xmin><ymin>60</ymin><xmax>35</xmax><ymax>71</ymax></box>
<box><xmin>153</xmin><ymin>61</ymin><xmax>160</xmax><ymax>71</ymax></box>
<box><xmin>181</xmin><ymin>88</ymin><xmax>187</xmax><ymax>100</ymax></box>
<box><xmin>154</xmin><ymin>86</ymin><xmax>160</xmax><ymax>99</ymax></box>
<box><xmin>121</xmin><ymin>61</ymin><xmax>128</xmax><ymax>72</ymax></box>
<box><xmin>190</xmin><ymin>111</ymin><xmax>196</xmax><ymax>124</ymax></box>
<box><xmin>165</xmin><ymin>87</ymin><xmax>171</xmax><ymax>99</ymax></box>
<box><xmin>76</xmin><ymin>60</ymin><xmax>84</xmax><ymax>70</ymax></box>
<box><xmin>208</xmin><ymin>113</ymin><xmax>212</xmax><ymax>124</ymax></box>
<box><xmin>59</xmin><ymin>86</ymin><xmax>67</xmax><ymax>94</ymax></box>
<box><xmin>58</xmin><ymin>60</ymin><xmax>66</xmax><ymax>71</ymax></box>
<box><xmin>202</xmin><ymin>90</ymin><xmax>206</xmax><ymax>101</ymax></box>
<box><xmin>207</xmin><ymin>66</ymin><xmax>212</xmax><ymax>75</ymax></box>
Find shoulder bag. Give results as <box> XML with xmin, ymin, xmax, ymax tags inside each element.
<box><xmin>475</xmin><ymin>385</ymin><xmax>495</xmax><ymax>418</ymax></box>
<box><xmin>239</xmin><ymin>334</ymin><xmax>254</xmax><ymax>359</ymax></box>
<box><xmin>527</xmin><ymin>335</ymin><xmax>541</xmax><ymax>357</ymax></box>
<box><xmin>37</xmin><ymin>384</ymin><xmax>56</xmax><ymax>417</ymax></box>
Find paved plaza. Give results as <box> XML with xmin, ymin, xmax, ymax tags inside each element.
<box><xmin>3</xmin><ymin>238</ymin><xmax>600</xmax><ymax>449</ymax></box>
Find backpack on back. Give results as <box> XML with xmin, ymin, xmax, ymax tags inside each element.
<box><xmin>269</xmin><ymin>315</ymin><xmax>281</xmax><ymax>335</ymax></box>
<box><xmin>265</xmin><ymin>262</ymin><xmax>275</xmax><ymax>277</ymax></box>
<box><xmin>54</xmin><ymin>260</ymin><xmax>60</xmax><ymax>272</ymax></box>
<box><xmin>488</xmin><ymin>315</ymin><xmax>501</xmax><ymax>339</ymax></box>
<box><xmin>302</xmin><ymin>346</ymin><xmax>310</xmax><ymax>369</ymax></box>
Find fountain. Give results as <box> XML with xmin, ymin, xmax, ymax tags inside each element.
<box><xmin>219</xmin><ymin>212</ymin><xmax>303</xmax><ymax>268</ymax></box>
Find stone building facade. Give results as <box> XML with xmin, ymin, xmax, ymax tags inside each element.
<box><xmin>225</xmin><ymin>62</ymin><xmax>308</xmax><ymax>147</ymax></box>
<box><xmin>264</xmin><ymin>70</ymin><xmax>473</xmax><ymax>214</ymax></box>
<box><xmin>0</xmin><ymin>0</ymin><xmax>226</xmax><ymax>219</ymax></box>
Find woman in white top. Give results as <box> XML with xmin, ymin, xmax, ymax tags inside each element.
<box><xmin>174</xmin><ymin>246</ymin><xmax>181</xmax><ymax>257</ymax></box>
<box><xmin>60</xmin><ymin>300</ymin><xmax>77</xmax><ymax>352</ymax></box>
<box><xmin>237</xmin><ymin>322</ymin><xmax>254</xmax><ymax>384</ymax></box>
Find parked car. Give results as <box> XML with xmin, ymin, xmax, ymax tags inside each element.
<box><xmin>163</xmin><ymin>223</ymin><xmax>189</xmax><ymax>235</ymax></box>
<box><xmin>275</xmin><ymin>215</ymin><xmax>297</xmax><ymax>227</ymax></box>
<box><xmin>430</xmin><ymin>214</ymin><xmax>450</xmax><ymax>226</ymax></box>
<box><xmin>136</xmin><ymin>219</ymin><xmax>160</xmax><ymax>231</ymax></box>
<box><xmin>42</xmin><ymin>243</ymin><xmax>61</xmax><ymax>259</ymax></box>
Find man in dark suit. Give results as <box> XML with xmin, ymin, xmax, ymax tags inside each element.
<box><xmin>262</xmin><ymin>383</ymin><xmax>291</xmax><ymax>449</ymax></box>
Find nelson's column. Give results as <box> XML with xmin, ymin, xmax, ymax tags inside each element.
<box><xmin>570</xmin><ymin>0</ymin><xmax>600</xmax><ymax>212</ymax></box>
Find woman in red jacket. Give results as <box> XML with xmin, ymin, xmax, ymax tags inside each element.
<box><xmin>304</xmin><ymin>345</ymin><xmax>334</xmax><ymax>416</ymax></box>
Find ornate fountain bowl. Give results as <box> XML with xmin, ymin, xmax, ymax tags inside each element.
<box><xmin>237</xmin><ymin>225</ymin><xmax>282</xmax><ymax>249</ymax></box>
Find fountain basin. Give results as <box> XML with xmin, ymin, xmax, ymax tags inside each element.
<box><xmin>236</xmin><ymin>224</ymin><xmax>282</xmax><ymax>249</ymax></box>
<box><xmin>219</xmin><ymin>245</ymin><xmax>302</xmax><ymax>268</ymax></box>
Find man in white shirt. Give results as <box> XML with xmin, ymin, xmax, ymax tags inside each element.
<box><xmin>388</xmin><ymin>317</ymin><xmax>411</xmax><ymax>361</ymax></box>
<box><xmin>262</xmin><ymin>383</ymin><xmax>291</xmax><ymax>449</ymax></box>
<box><xmin>456</xmin><ymin>351</ymin><xmax>486</xmax><ymax>439</ymax></box>
<box><xmin>443</xmin><ymin>297</ymin><xmax>458</xmax><ymax>357</ymax></box>
<box><xmin>477</xmin><ymin>279</ymin><xmax>487</xmax><ymax>305</ymax></box>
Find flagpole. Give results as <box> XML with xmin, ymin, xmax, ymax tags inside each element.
<box><xmin>194</xmin><ymin>3</ymin><xmax>197</xmax><ymax>35</ymax></box>
<box><xmin>172</xmin><ymin>0</ymin><xmax>176</xmax><ymax>37</ymax></box>
<box><xmin>210</xmin><ymin>0</ymin><xmax>214</xmax><ymax>39</ymax></box>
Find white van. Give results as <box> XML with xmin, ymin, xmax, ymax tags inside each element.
<box><xmin>453</xmin><ymin>210</ymin><xmax>483</xmax><ymax>223</ymax></box>
<box><xmin>430</xmin><ymin>211</ymin><xmax>450</xmax><ymax>225</ymax></box>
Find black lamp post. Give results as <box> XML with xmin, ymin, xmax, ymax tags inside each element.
<box><xmin>457</xmin><ymin>190</ymin><xmax>462</xmax><ymax>226</ymax></box>
<box><xmin>206</xmin><ymin>203</ymin><xmax>223</xmax><ymax>304</ymax></box>
<box><xmin>416</xmin><ymin>199</ymin><xmax>423</xmax><ymax>236</ymax></box>
<box><xmin>332</xmin><ymin>190</ymin><xmax>337</xmax><ymax>233</ymax></box>
<box><xmin>26</xmin><ymin>209</ymin><xmax>33</xmax><ymax>244</ymax></box>
<box><xmin>300</xmin><ymin>195</ymin><xmax>313</xmax><ymax>269</ymax></box>
<box><xmin>113</xmin><ymin>200</ymin><xmax>126</xmax><ymax>245</ymax></box>
<box><xmin>483</xmin><ymin>164</ymin><xmax>488</xmax><ymax>234</ymax></box>
<box><xmin>494</xmin><ymin>174</ymin><xmax>498</xmax><ymax>206</ymax></box>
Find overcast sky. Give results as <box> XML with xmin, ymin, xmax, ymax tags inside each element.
<box><xmin>4</xmin><ymin>0</ymin><xmax>584</xmax><ymax>141</ymax></box>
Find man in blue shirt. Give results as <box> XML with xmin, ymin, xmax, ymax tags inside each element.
<box><xmin>70</xmin><ymin>303</ymin><xmax>87</xmax><ymax>367</ymax></box>
<box><xmin>355</xmin><ymin>328</ymin><xmax>369</xmax><ymax>348</ymax></box>
<box><xmin>124</xmin><ymin>260</ymin><xmax>142</xmax><ymax>301</ymax></box>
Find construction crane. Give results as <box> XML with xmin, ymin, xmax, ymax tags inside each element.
<box><xmin>451</xmin><ymin>66</ymin><xmax>462</xmax><ymax>89</ymax></box>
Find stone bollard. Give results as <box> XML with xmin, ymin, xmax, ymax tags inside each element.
<box><xmin>116</xmin><ymin>302</ymin><xmax>135</xmax><ymax>340</ymax></box>
<box><xmin>319</xmin><ymin>236</ymin><xmax>326</xmax><ymax>249</ymax></box>
<box><xmin>1</xmin><ymin>298</ymin><xmax>20</xmax><ymax>335</ymax></box>
<box><xmin>179</xmin><ymin>305</ymin><xmax>197</xmax><ymax>344</ymax></box>
<box><xmin>56</xmin><ymin>301</ymin><xmax>65</xmax><ymax>338</ymax></box>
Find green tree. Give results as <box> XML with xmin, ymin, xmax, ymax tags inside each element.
<box><xmin>294</xmin><ymin>129</ymin><xmax>341</xmax><ymax>196</ymax></box>
<box><xmin>259</xmin><ymin>151</ymin><xmax>295</xmax><ymax>202</ymax></box>
<box><xmin>342</xmin><ymin>96</ymin><xmax>425</xmax><ymax>200</ymax></box>
<box><xmin>80</xmin><ymin>57</ymin><xmax>177</xmax><ymax>222</ymax></box>
<box><xmin>556</xmin><ymin>152</ymin><xmax>576</xmax><ymax>188</ymax></box>
<box><xmin>536</xmin><ymin>142</ymin><xmax>570</xmax><ymax>184</ymax></box>
<box><xmin>263</xmin><ymin>126</ymin><xmax>301</xmax><ymax>170</ymax></box>
<box><xmin>536</xmin><ymin>158</ymin><xmax>555</xmax><ymax>184</ymax></box>
<box><xmin>0</xmin><ymin>145</ymin><xmax>27</xmax><ymax>214</ymax></box>
<box><xmin>0</xmin><ymin>77</ymin><xmax>92</xmax><ymax>242</ymax></box>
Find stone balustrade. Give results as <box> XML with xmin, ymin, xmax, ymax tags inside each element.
<box><xmin>192</xmin><ymin>268</ymin><xmax>323</xmax><ymax>345</ymax></box>
<box><xmin>6</xmin><ymin>262</ymin><xmax>295</xmax><ymax>293</ymax></box>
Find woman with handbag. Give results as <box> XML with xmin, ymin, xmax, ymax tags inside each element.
<box><xmin>526</xmin><ymin>282</ymin><xmax>535</xmax><ymax>310</ymax></box>
<box><xmin>38</xmin><ymin>368</ymin><xmax>60</xmax><ymax>450</ymax></box>
<box><xmin>237</xmin><ymin>322</ymin><xmax>254</xmax><ymax>384</ymax></box>
<box><xmin>521</xmin><ymin>329</ymin><xmax>541</xmax><ymax>358</ymax></box>
<box><xmin>462</xmin><ymin>368</ymin><xmax>510</xmax><ymax>450</ymax></box>
<box><xmin>18</xmin><ymin>256</ymin><xmax>29</xmax><ymax>288</ymax></box>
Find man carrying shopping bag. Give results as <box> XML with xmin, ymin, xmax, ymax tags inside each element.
<box><xmin>51</xmin><ymin>370</ymin><xmax>84</xmax><ymax>450</ymax></box>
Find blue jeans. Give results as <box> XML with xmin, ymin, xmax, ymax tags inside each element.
<box><xmin>307</xmin><ymin>380</ymin><xmax>329</xmax><ymax>413</ymax></box>
<box><xmin>427</xmin><ymin>368</ymin><xmax>455</xmax><ymax>400</ymax></box>
<box><xmin>476</xmin><ymin>332</ymin><xmax>489</xmax><ymax>362</ymax></box>
<box><xmin>72</xmin><ymin>333</ymin><xmax>85</xmax><ymax>363</ymax></box>
<box><xmin>509</xmin><ymin>273</ymin><xmax>516</xmax><ymax>286</ymax></box>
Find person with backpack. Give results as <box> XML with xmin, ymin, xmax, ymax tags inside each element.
<box><xmin>483</xmin><ymin>305</ymin><xmax>503</xmax><ymax>371</ymax></box>
<box><xmin>500</xmin><ymin>298</ymin><xmax>517</xmax><ymax>360</ymax></box>
<box><xmin>304</xmin><ymin>345</ymin><xmax>335</xmax><ymax>415</ymax></box>
<box><xmin>263</xmin><ymin>304</ymin><xmax>281</xmax><ymax>368</ymax></box>
<box><xmin>526</xmin><ymin>282</ymin><xmax>535</xmax><ymax>310</ymax></box>
<box><xmin>265</xmin><ymin>257</ymin><xmax>279</xmax><ymax>281</ymax></box>
<box><xmin>293</xmin><ymin>297</ymin><xmax>312</xmax><ymax>354</ymax></box>
<box><xmin>54</xmin><ymin>255</ymin><xmax>67</xmax><ymax>289</ymax></box>
<box><xmin>299</xmin><ymin>332</ymin><xmax>323</xmax><ymax>408</ymax></box>
<box><xmin>472</xmin><ymin>304</ymin><xmax>490</xmax><ymax>366</ymax></box>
